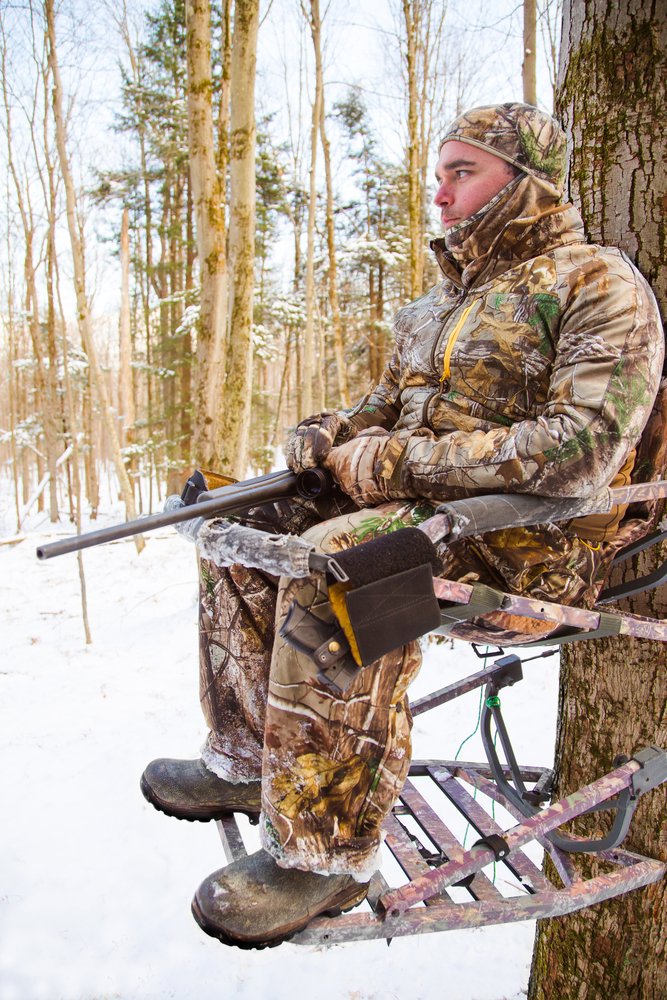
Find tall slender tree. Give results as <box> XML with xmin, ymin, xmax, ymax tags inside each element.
<box><xmin>45</xmin><ymin>0</ymin><xmax>143</xmax><ymax>549</ymax></box>
<box><xmin>217</xmin><ymin>0</ymin><xmax>259</xmax><ymax>477</ymax></box>
<box><xmin>185</xmin><ymin>0</ymin><xmax>227</xmax><ymax>468</ymax></box>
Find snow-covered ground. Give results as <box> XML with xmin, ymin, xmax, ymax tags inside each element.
<box><xmin>1</xmin><ymin>491</ymin><xmax>560</xmax><ymax>1000</ymax></box>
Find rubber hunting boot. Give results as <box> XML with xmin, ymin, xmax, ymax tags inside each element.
<box><xmin>191</xmin><ymin>848</ymin><xmax>369</xmax><ymax>948</ymax></box>
<box><xmin>140</xmin><ymin>758</ymin><xmax>262</xmax><ymax>822</ymax></box>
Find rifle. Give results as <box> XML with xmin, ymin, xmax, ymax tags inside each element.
<box><xmin>36</xmin><ymin>467</ymin><xmax>333</xmax><ymax>562</ymax></box>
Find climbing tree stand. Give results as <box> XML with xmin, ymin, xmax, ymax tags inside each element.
<box><xmin>196</xmin><ymin>481</ymin><xmax>667</xmax><ymax>945</ymax></box>
<box><xmin>213</xmin><ymin>648</ymin><xmax>667</xmax><ymax>946</ymax></box>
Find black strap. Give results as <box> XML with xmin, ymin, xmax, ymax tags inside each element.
<box><xmin>470</xmin><ymin>833</ymin><xmax>510</xmax><ymax>861</ymax></box>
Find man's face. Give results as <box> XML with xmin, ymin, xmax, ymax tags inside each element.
<box><xmin>434</xmin><ymin>139</ymin><xmax>517</xmax><ymax>229</ymax></box>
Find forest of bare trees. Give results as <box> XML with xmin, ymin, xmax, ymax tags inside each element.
<box><xmin>3</xmin><ymin>1</ymin><xmax>667</xmax><ymax>994</ymax></box>
<box><xmin>0</xmin><ymin>0</ymin><xmax>561</xmax><ymax>529</ymax></box>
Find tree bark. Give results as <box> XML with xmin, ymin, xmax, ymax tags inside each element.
<box><xmin>45</xmin><ymin>0</ymin><xmax>143</xmax><ymax>548</ymax></box>
<box><xmin>529</xmin><ymin>3</ymin><xmax>667</xmax><ymax>998</ymax></box>
<box><xmin>185</xmin><ymin>0</ymin><xmax>228</xmax><ymax>469</ymax></box>
<box><xmin>217</xmin><ymin>0</ymin><xmax>259</xmax><ymax>477</ymax></box>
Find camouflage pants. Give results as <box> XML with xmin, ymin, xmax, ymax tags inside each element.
<box><xmin>197</xmin><ymin>497</ymin><xmax>610</xmax><ymax>877</ymax></box>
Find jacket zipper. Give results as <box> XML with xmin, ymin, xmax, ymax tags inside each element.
<box><xmin>430</xmin><ymin>299</ymin><xmax>475</xmax><ymax>395</ymax></box>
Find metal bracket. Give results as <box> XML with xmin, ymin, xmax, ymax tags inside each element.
<box><xmin>631</xmin><ymin>746</ymin><xmax>667</xmax><ymax>799</ymax></box>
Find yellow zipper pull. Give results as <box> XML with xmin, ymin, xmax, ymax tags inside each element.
<box><xmin>440</xmin><ymin>302</ymin><xmax>475</xmax><ymax>388</ymax></box>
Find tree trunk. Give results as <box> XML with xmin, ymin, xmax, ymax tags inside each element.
<box><xmin>529</xmin><ymin>4</ymin><xmax>667</xmax><ymax>998</ymax></box>
<box><xmin>45</xmin><ymin>0</ymin><xmax>143</xmax><ymax>548</ymax></box>
<box><xmin>402</xmin><ymin>0</ymin><xmax>422</xmax><ymax>300</ymax></box>
<box><xmin>313</xmin><ymin>10</ymin><xmax>349</xmax><ymax>408</ymax></box>
<box><xmin>217</xmin><ymin>0</ymin><xmax>259</xmax><ymax>477</ymax></box>
<box><xmin>119</xmin><ymin>207</ymin><xmax>135</xmax><ymax>448</ymax></box>
<box><xmin>523</xmin><ymin>0</ymin><xmax>537</xmax><ymax>105</ymax></box>
<box><xmin>185</xmin><ymin>0</ymin><xmax>228</xmax><ymax>469</ymax></box>
<box><xmin>1</xmin><ymin>33</ymin><xmax>60</xmax><ymax>523</ymax></box>
<box><xmin>300</xmin><ymin>0</ymin><xmax>324</xmax><ymax>419</ymax></box>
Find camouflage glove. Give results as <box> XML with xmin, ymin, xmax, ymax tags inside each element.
<box><xmin>285</xmin><ymin>411</ymin><xmax>356</xmax><ymax>473</ymax></box>
<box><xmin>324</xmin><ymin>428</ymin><xmax>409</xmax><ymax>508</ymax></box>
<box><xmin>164</xmin><ymin>494</ymin><xmax>205</xmax><ymax>543</ymax></box>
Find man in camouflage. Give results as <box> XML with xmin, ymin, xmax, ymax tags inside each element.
<box><xmin>141</xmin><ymin>103</ymin><xmax>664</xmax><ymax>947</ymax></box>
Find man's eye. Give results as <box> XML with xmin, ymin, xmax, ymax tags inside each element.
<box><xmin>456</xmin><ymin>170</ymin><xmax>469</xmax><ymax>180</ymax></box>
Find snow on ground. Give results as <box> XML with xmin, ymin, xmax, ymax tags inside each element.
<box><xmin>0</xmin><ymin>491</ymin><xmax>559</xmax><ymax>1000</ymax></box>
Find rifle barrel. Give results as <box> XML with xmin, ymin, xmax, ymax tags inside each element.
<box><xmin>36</xmin><ymin>468</ymin><xmax>329</xmax><ymax>561</ymax></box>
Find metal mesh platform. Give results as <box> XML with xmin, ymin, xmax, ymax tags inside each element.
<box><xmin>215</xmin><ymin>753</ymin><xmax>666</xmax><ymax>946</ymax></box>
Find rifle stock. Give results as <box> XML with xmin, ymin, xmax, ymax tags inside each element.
<box><xmin>36</xmin><ymin>468</ymin><xmax>332</xmax><ymax>561</ymax></box>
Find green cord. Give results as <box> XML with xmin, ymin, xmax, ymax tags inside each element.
<box><xmin>452</xmin><ymin>649</ymin><xmax>498</xmax><ymax>881</ymax></box>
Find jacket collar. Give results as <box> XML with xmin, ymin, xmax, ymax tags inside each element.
<box><xmin>431</xmin><ymin>202</ymin><xmax>587</xmax><ymax>290</ymax></box>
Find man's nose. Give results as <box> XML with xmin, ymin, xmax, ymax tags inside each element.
<box><xmin>434</xmin><ymin>181</ymin><xmax>451</xmax><ymax>206</ymax></box>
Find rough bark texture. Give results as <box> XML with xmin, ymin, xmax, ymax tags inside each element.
<box><xmin>528</xmin><ymin>3</ymin><xmax>667</xmax><ymax>998</ymax></box>
<box><xmin>186</xmin><ymin>0</ymin><xmax>228</xmax><ymax>469</ymax></box>
<box><xmin>217</xmin><ymin>0</ymin><xmax>259</xmax><ymax>477</ymax></box>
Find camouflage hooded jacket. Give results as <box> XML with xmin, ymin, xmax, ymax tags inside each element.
<box><xmin>345</xmin><ymin>198</ymin><xmax>664</xmax><ymax>542</ymax></box>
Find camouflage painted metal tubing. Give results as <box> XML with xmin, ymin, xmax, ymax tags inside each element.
<box><xmin>431</xmin><ymin>764</ymin><xmax>552</xmax><ymax>893</ymax></box>
<box><xmin>291</xmin><ymin>859</ymin><xmax>666</xmax><ymax>945</ymax></box>
<box><xmin>431</xmin><ymin>577</ymin><xmax>667</xmax><ymax>641</ymax></box>
<box><xmin>398</xmin><ymin>778</ymin><xmax>502</xmax><ymax>902</ymax></box>
<box><xmin>419</xmin><ymin>480</ymin><xmax>667</xmax><ymax>544</ymax></box>
<box><xmin>379</xmin><ymin>757</ymin><xmax>650</xmax><ymax>916</ymax></box>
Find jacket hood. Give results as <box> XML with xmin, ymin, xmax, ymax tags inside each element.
<box><xmin>434</xmin><ymin>103</ymin><xmax>574</xmax><ymax>285</ymax></box>
<box><xmin>439</xmin><ymin>102</ymin><xmax>567</xmax><ymax>199</ymax></box>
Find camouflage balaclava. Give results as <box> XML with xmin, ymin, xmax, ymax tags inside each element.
<box><xmin>438</xmin><ymin>102</ymin><xmax>568</xmax><ymax>271</ymax></box>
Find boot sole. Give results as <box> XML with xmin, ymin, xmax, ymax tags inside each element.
<box><xmin>191</xmin><ymin>882</ymin><xmax>369</xmax><ymax>950</ymax></box>
<box><xmin>140</xmin><ymin>774</ymin><xmax>260</xmax><ymax>824</ymax></box>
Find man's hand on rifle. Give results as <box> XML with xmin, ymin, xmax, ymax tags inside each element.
<box><xmin>285</xmin><ymin>411</ymin><xmax>355</xmax><ymax>472</ymax></box>
<box><xmin>164</xmin><ymin>493</ymin><xmax>205</xmax><ymax>543</ymax></box>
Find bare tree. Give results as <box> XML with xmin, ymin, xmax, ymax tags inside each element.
<box><xmin>1</xmin><ymin>16</ymin><xmax>60</xmax><ymax>522</ymax></box>
<box><xmin>185</xmin><ymin>0</ymin><xmax>228</xmax><ymax>469</ymax></box>
<box><xmin>45</xmin><ymin>0</ymin><xmax>143</xmax><ymax>550</ymax></box>
<box><xmin>306</xmin><ymin>0</ymin><xmax>350</xmax><ymax>407</ymax></box>
<box><xmin>400</xmin><ymin>0</ymin><xmax>448</xmax><ymax>299</ymax></box>
<box><xmin>523</xmin><ymin>0</ymin><xmax>537</xmax><ymax>104</ymax></box>
<box><xmin>218</xmin><ymin>0</ymin><xmax>260</xmax><ymax>477</ymax></box>
<box><xmin>118</xmin><ymin>206</ymin><xmax>135</xmax><ymax>451</ymax></box>
<box><xmin>299</xmin><ymin>0</ymin><xmax>323</xmax><ymax>418</ymax></box>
